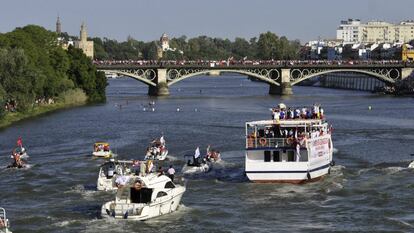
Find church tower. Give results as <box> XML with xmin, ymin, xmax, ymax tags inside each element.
<box><xmin>56</xmin><ymin>16</ymin><xmax>61</xmax><ymax>34</ymax></box>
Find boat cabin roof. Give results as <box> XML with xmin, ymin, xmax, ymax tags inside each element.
<box><xmin>246</xmin><ymin>119</ymin><xmax>325</xmax><ymax>127</ymax></box>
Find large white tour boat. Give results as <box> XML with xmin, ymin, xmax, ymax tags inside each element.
<box><xmin>101</xmin><ymin>174</ymin><xmax>185</xmax><ymax>220</ymax></box>
<box><xmin>245</xmin><ymin>105</ymin><xmax>334</xmax><ymax>184</ymax></box>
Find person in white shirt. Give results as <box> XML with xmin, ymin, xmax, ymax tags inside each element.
<box><xmin>167</xmin><ymin>165</ymin><xmax>175</xmax><ymax>181</ymax></box>
<box><xmin>296</xmin><ymin>143</ymin><xmax>301</xmax><ymax>162</ymax></box>
<box><xmin>160</xmin><ymin>136</ymin><xmax>165</xmax><ymax>146</ymax></box>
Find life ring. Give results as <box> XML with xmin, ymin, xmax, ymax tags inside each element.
<box><xmin>259</xmin><ymin>138</ymin><xmax>267</xmax><ymax>146</ymax></box>
<box><xmin>286</xmin><ymin>137</ymin><xmax>294</xmax><ymax>145</ymax></box>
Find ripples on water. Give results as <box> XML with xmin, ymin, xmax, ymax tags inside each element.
<box><xmin>1</xmin><ymin>76</ymin><xmax>414</xmax><ymax>232</ymax></box>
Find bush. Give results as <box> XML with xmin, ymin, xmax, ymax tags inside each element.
<box><xmin>58</xmin><ymin>88</ymin><xmax>88</xmax><ymax>105</ymax></box>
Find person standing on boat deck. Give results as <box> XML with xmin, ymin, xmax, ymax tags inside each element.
<box><xmin>319</xmin><ymin>107</ymin><xmax>324</xmax><ymax>119</ymax></box>
<box><xmin>167</xmin><ymin>165</ymin><xmax>175</xmax><ymax>182</ymax></box>
<box><xmin>194</xmin><ymin>147</ymin><xmax>201</xmax><ymax>165</ymax></box>
<box><xmin>295</xmin><ymin>108</ymin><xmax>300</xmax><ymax>119</ymax></box>
<box><xmin>296</xmin><ymin>143</ymin><xmax>301</xmax><ymax>162</ymax></box>
<box><xmin>139</xmin><ymin>160</ymin><xmax>147</xmax><ymax>176</ymax></box>
<box><xmin>147</xmin><ymin>160</ymin><xmax>154</xmax><ymax>174</ymax></box>
<box><xmin>160</xmin><ymin>135</ymin><xmax>165</xmax><ymax>146</ymax></box>
<box><xmin>273</xmin><ymin>109</ymin><xmax>280</xmax><ymax>121</ymax></box>
<box><xmin>157</xmin><ymin>166</ymin><xmax>164</xmax><ymax>176</ymax></box>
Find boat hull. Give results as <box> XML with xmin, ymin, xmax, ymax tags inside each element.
<box><xmin>101</xmin><ymin>187</ymin><xmax>185</xmax><ymax>221</ymax></box>
<box><xmin>181</xmin><ymin>163</ymin><xmax>210</xmax><ymax>174</ymax></box>
<box><xmin>92</xmin><ymin>151</ymin><xmax>112</xmax><ymax>158</ymax></box>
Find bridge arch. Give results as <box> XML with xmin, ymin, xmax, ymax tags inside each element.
<box><xmin>290</xmin><ymin>69</ymin><xmax>398</xmax><ymax>86</ymax></box>
<box><xmin>101</xmin><ymin>70</ymin><xmax>157</xmax><ymax>86</ymax></box>
<box><xmin>167</xmin><ymin>69</ymin><xmax>280</xmax><ymax>86</ymax></box>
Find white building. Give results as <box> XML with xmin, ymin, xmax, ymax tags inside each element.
<box><xmin>337</xmin><ymin>19</ymin><xmax>414</xmax><ymax>44</ymax></box>
<box><xmin>336</xmin><ymin>19</ymin><xmax>363</xmax><ymax>44</ymax></box>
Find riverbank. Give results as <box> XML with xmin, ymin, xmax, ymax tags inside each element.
<box><xmin>0</xmin><ymin>89</ymin><xmax>88</xmax><ymax>129</ymax></box>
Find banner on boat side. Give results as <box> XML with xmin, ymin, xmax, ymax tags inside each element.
<box><xmin>308</xmin><ymin>136</ymin><xmax>330</xmax><ymax>159</ymax></box>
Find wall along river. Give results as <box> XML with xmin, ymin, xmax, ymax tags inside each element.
<box><xmin>1</xmin><ymin>75</ymin><xmax>414</xmax><ymax>232</ymax></box>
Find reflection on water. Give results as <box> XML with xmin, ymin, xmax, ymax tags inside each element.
<box><xmin>1</xmin><ymin>76</ymin><xmax>414</xmax><ymax>232</ymax></box>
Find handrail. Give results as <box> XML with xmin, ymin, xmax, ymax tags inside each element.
<box><xmin>246</xmin><ymin>137</ymin><xmax>306</xmax><ymax>149</ymax></box>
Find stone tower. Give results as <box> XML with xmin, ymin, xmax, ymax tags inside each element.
<box><xmin>74</xmin><ymin>22</ymin><xmax>94</xmax><ymax>59</ymax></box>
<box><xmin>56</xmin><ymin>16</ymin><xmax>61</xmax><ymax>34</ymax></box>
<box><xmin>80</xmin><ymin>22</ymin><xmax>87</xmax><ymax>41</ymax></box>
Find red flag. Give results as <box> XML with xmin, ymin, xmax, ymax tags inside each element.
<box><xmin>17</xmin><ymin>137</ymin><xmax>23</xmax><ymax>147</ymax></box>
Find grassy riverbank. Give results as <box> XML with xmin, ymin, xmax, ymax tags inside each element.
<box><xmin>0</xmin><ymin>89</ymin><xmax>88</xmax><ymax>129</ymax></box>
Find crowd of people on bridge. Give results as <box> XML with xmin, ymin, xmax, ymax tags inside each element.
<box><xmin>94</xmin><ymin>59</ymin><xmax>414</xmax><ymax>67</ymax></box>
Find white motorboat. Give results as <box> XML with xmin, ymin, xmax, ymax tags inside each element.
<box><xmin>92</xmin><ymin>142</ymin><xmax>113</xmax><ymax>158</ymax></box>
<box><xmin>144</xmin><ymin>136</ymin><xmax>168</xmax><ymax>161</ymax></box>
<box><xmin>101</xmin><ymin>174</ymin><xmax>185</xmax><ymax>220</ymax></box>
<box><xmin>181</xmin><ymin>155</ymin><xmax>211</xmax><ymax>174</ymax></box>
<box><xmin>97</xmin><ymin>160</ymin><xmax>137</xmax><ymax>191</ymax></box>
<box><xmin>0</xmin><ymin>208</ymin><xmax>12</xmax><ymax>233</ymax></box>
<box><xmin>408</xmin><ymin>160</ymin><xmax>414</xmax><ymax>168</ymax></box>
<box><xmin>245</xmin><ymin>105</ymin><xmax>334</xmax><ymax>184</ymax></box>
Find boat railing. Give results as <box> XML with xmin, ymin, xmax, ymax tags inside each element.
<box><xmin>246</xmin><ymin>137</ymin><xmax>297</xmax><ymax>149</ymax></box>
<box><xmin>0</xmin><ymin>207</ymin><xmax>9</xmax><ymax>229</ymax></box>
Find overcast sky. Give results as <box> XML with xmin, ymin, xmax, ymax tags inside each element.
<box><xmin>1</xmin><ymin>0</ymin><xmax>414</xmax><ymax>43</ymax></box>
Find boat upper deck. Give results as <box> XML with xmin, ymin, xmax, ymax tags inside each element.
<box><xmin>246</xmin><ymin>119</ymin><xmax>326</xmax><ymax>127</ymax></box>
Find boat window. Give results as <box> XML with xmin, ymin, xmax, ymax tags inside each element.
<box><xmin>156</xmin><ymin>191</ymin><xmax>168</xmax><ymax>198</ymax></box>
<box><xmin>165</xmin><ymin>181</ymin><xmax>175</xmax><ymax>189</ymax></box>
<box><xmin>273</xmin><ymin>151</ymin><xmax>280</xmax><ymax>162</ymax></box>
<box><xmin>130</xmin><ymin>188</ymin><xmax>153</xmax><ymax>204</ymax></box>
<box><xmin>287</xmin><ymin>151</ymin><xmax>295</xmax><ymax>162</ymax></box>
<box><xmin>264</xmin><ymin>151</ymin><xmax>271</xmax><ymax>162</ymax></box>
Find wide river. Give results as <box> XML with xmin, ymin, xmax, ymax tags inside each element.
<box><xmin>1</xmin><ymin>75</ymin><xmax>414</xmax><ymax>232</ymax></box>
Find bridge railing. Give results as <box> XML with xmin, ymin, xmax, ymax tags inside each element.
<box><xmin>95</xmin><ymin>59</ymin><xmax>414</xmax><ymax>69</ymax></box>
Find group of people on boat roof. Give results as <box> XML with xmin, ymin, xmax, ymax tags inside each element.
<box><xmin>271</xmin><ymin>103</ymin><xmax>324</xmax><ymax>121</ymax></box>
<box><xmin>111</xmin><ymin>160</ymin><xmax>177</xmax><ymax>188</ymax></box>
<box><xmin>146</xmin><ymin>136</ymin><xmax>166</xmax><ymax>157</ymax></box>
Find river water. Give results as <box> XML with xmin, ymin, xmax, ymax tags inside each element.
<box><xmin>1</xmin><ymin>75</ymin><xmax>414</xmax><ymax>232</ymax></box>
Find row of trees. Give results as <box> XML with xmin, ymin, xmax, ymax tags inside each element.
<box><xmin>0</xmin><ymin>25</ymin><xmax>107</xmax><ymax>118</ymax></box>
<box><xmin>92</xmin><ymin>32</ymin><xmax>301</xmax><ymax>61</ymax></box>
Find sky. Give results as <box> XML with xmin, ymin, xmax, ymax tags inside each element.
<box><xmin>1</xmin><ymin>0</ymin><xmax>414</xmax><ymax>43</ymax></box>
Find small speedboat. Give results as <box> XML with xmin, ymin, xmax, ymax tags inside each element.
<box><xmin>144</xmin><ymin>137</ymin><xmax>168</xmax><ymax>161</ymax></box>
<box><xmin>408</xmin><ymin>161</ymin><xmax>414</xmax><ymax>168</ymax></box>
<box><xmin>10</xmin><ymin>147</ymin><xmax>28</xmax><ymax>159</ymax></box>
<box><xmin>92</xmin><ymin>142</ymin><xmax>113</xmax><ymax>158</ymax></box>
<box><xmin>144</xmin><ymin>149</ymin><xmax>168</xmax><ymax>161</ymax></box>
<box><xmin>0</xmin><ymin>208</ymin><xmax>12</xmax><ymax>233</ymax></box>
<box><xmin>97</xmin><ymin>159</ymin><xmax>137</xmax><ymax>191</ymax></box>
<box><xmin>181</xmin><ymin>155</ymin><xmax>211</xmax><ymax>174</ymax></box>
<box><xmin>101</xmin><ymin>174</ymin><xmax>186</xmax><ymax>220</ymax></box>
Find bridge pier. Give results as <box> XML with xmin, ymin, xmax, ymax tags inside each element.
<box><xmin>148</xmin><ymin>69</ymin><xmax>170</xmax><ymax>96</ymax></box>
<box><xmin>269</xmin><ymin>69</ymin><xmax>293</xmax><ymax>95</ymax></box>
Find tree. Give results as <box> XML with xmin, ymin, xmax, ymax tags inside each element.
<box><xmin>257</xmin><ymin>31</ymin><xmax>280</xmax><ymax>60</ymax></box>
